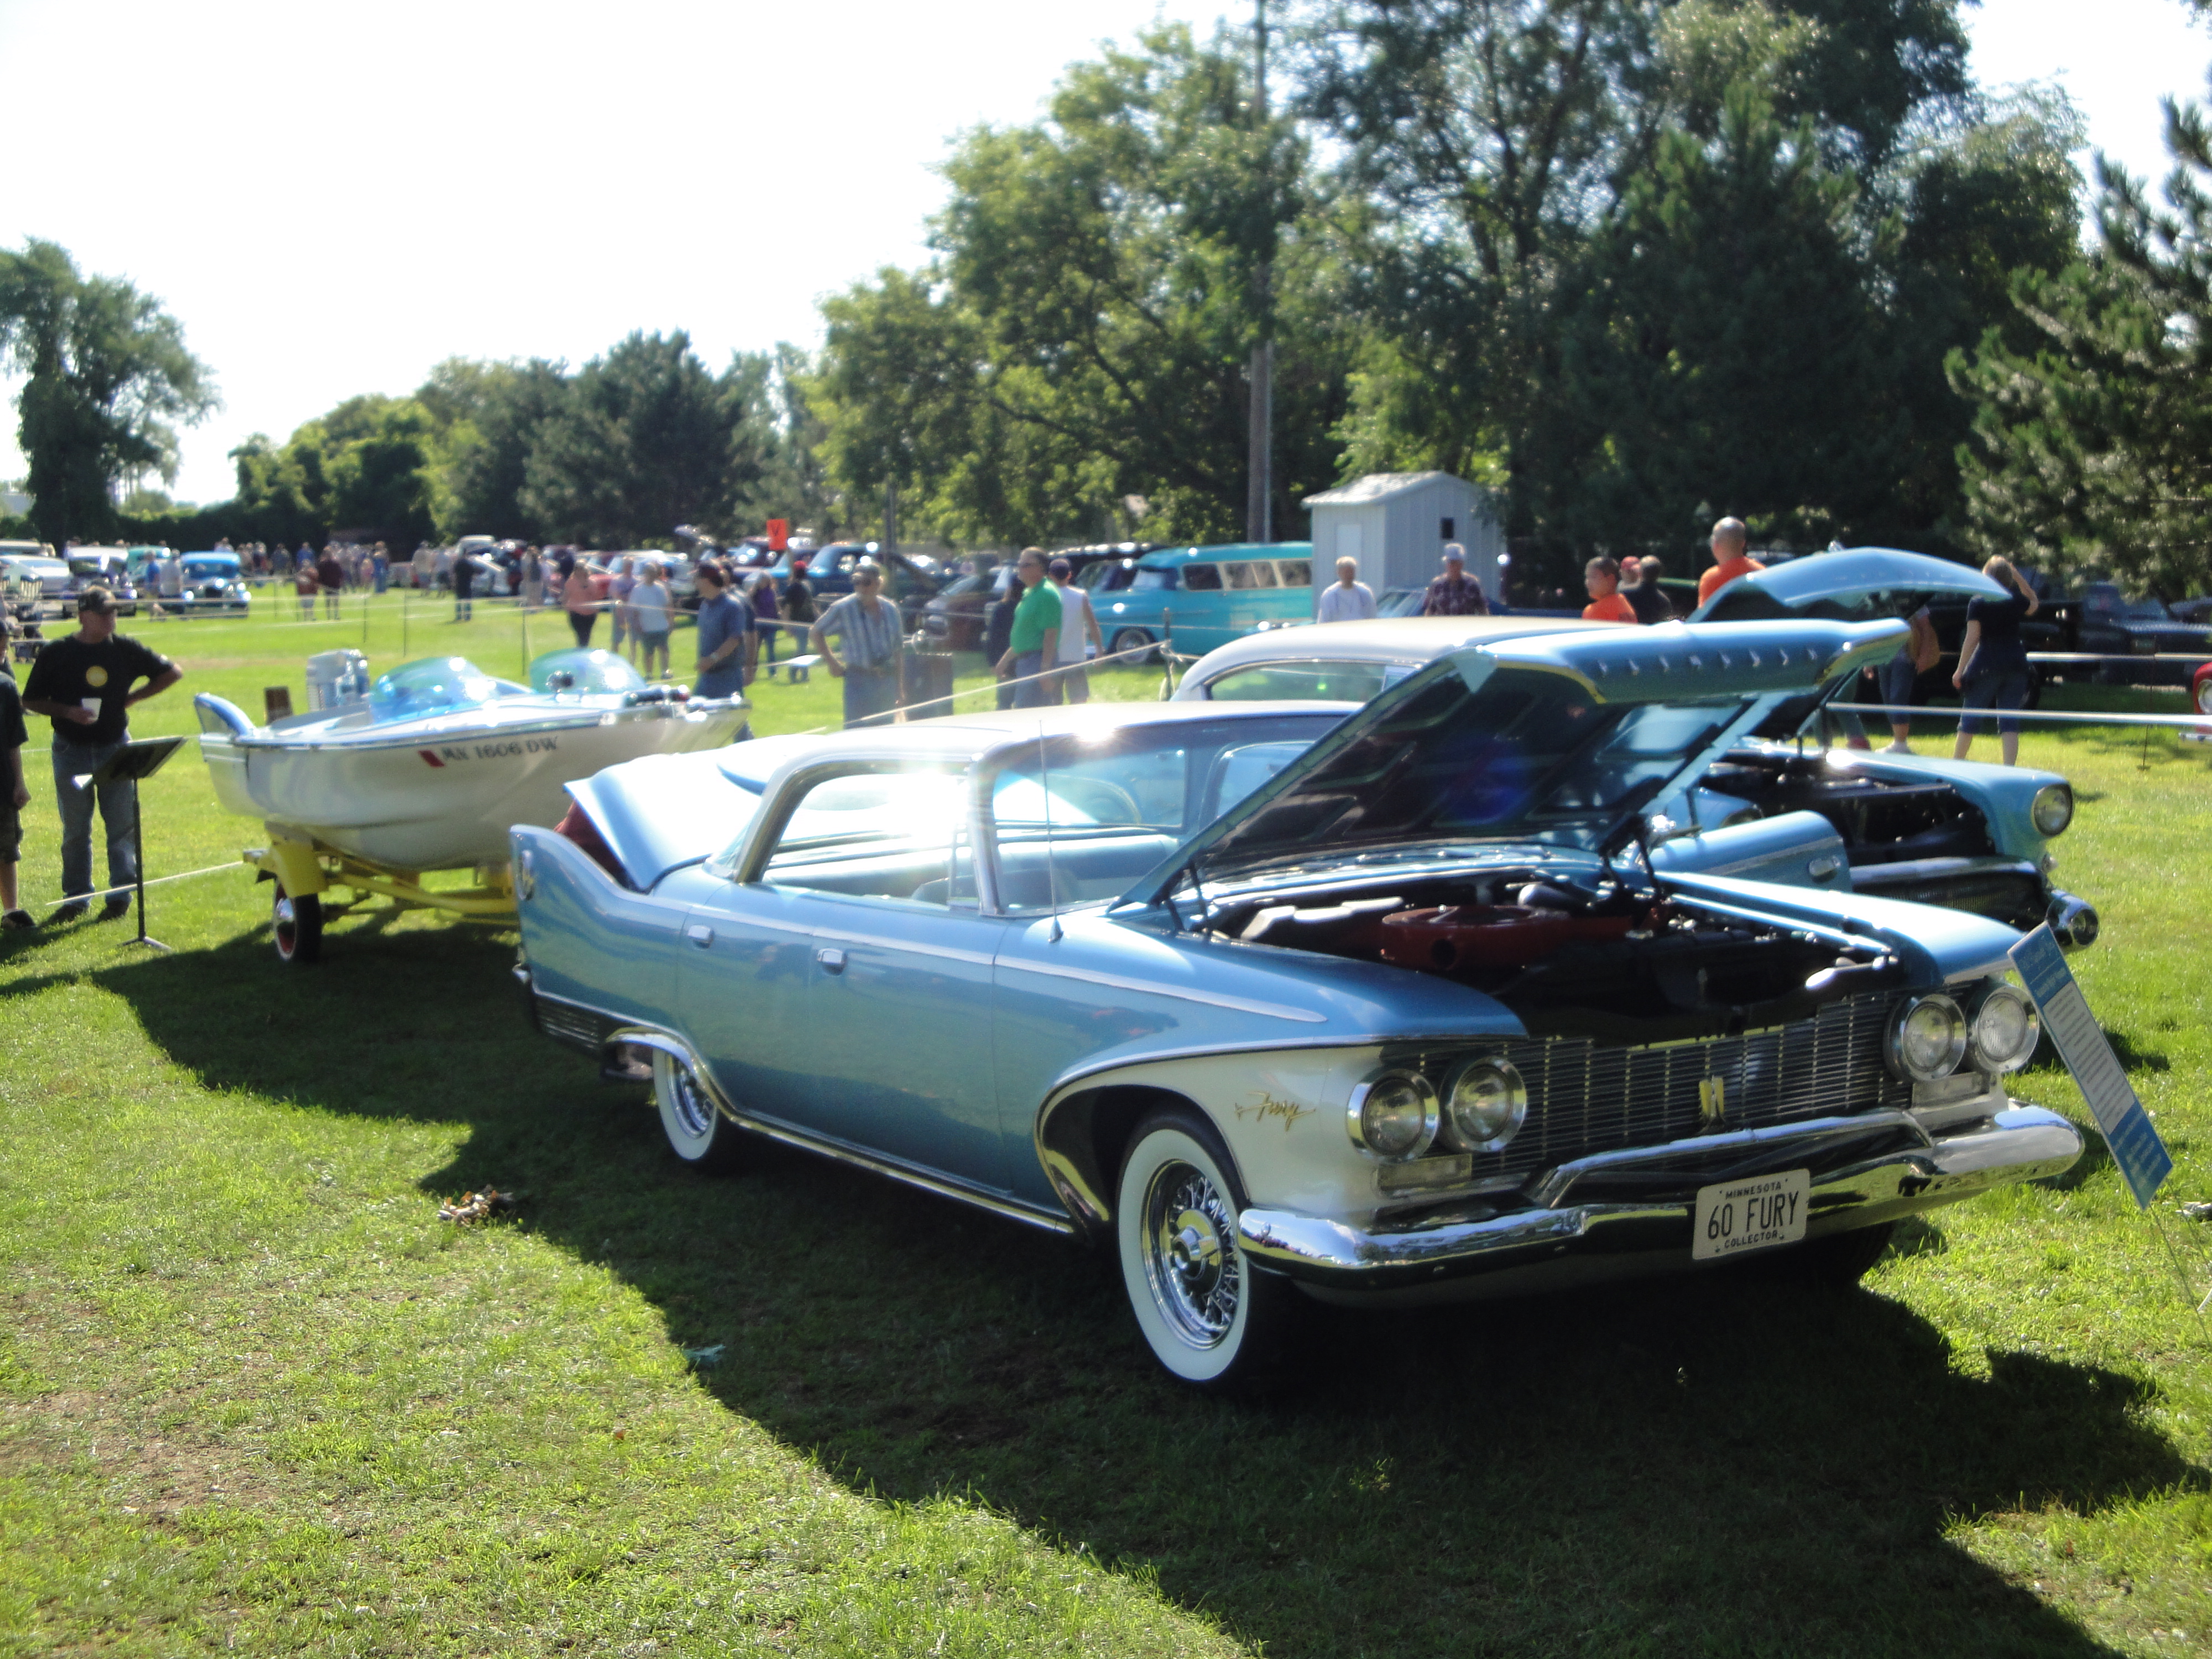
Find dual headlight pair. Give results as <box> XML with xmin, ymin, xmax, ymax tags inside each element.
<box><xmin>1886</xmin><ymin>982</ymin><xmax>2040</xmax><ymax>1083</ymax></box>
<box><xmin>1348</xmin><ymin>1058</ymin><xmax>1526</xmax><ymax>1162</ymax></box>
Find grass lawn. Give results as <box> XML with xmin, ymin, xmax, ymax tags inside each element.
<box><xmin>1</xmin><ymin>594</ymin><xmax>2208</xmax><ymax>1656</ymax></box>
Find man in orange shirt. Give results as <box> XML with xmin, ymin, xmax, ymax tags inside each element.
<box><xmin>1697</xmin><ymin>517</ymin><xmax>1764</xmax><ymax>605</ymax></box>
<box><xmin>1581</xmin><ymin>556</ymin><xmax>1637</xmax><ymax>623</ymax></box>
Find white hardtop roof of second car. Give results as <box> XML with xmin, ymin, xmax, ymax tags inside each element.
<box><xmin>1189</xmin><ymin>614</ymin><xmax>1607</xmax><ymax>677</ymax></box>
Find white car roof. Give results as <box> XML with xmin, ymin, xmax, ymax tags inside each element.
<box><xmin>1177</xmin><ymin>614</ymin><xmax>1609</xmax><ymax>690</ymax></box>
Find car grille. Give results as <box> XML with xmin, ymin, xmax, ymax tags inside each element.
<box><xmin>1485</xmin><ymin>990</ymin><xmax>1910</xmax><ymax>1183</ymax></box>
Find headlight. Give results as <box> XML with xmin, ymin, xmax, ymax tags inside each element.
<box><xmin>1442</xmin><ymin>1057</ymin><xmax>1527</xmax><ymax>1152</ymax></box>
<box><xmin>1967</xmin><ymin>983</ymin><xmax>2039</xmax><ymax>1073</ymax></box>
<box><xmin>2030</xmin><ymin>784</ymin><xmax>2073</xmax><ymax>838</ymax></box>
<box><xmin>1886</xmin><ymin>994</ymin><xmax>1968</xmax><ymax>1083</ymax></box>
<box><xmin>1346</xmin><ymin>1072</ymin><xmax>1438</xmax><ymax>1161</ymax></box>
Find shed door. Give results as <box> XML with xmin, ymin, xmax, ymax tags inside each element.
<box><xmin>1334</xmin><ymin>521</ymin><xmax>1362</xmax><ymax>567</ymax></box>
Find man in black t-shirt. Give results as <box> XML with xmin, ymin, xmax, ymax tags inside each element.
<box><xmin>22</xmin><ymin>587</ymin><xmax>183</xmax><ymax>920</ymax></box>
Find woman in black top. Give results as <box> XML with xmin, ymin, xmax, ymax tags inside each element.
<box><xmin>1952</xmin><ymin>556</ymin><xmax>2039</xmax><ymax>765</ymax></box>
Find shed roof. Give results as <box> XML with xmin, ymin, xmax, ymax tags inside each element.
<box><xmin>1301</xmin><ymin>470</ymin><xmax>1469</xmax><ymax>507</ymax></box>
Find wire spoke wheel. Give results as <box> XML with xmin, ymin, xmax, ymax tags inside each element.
<box><xmin>1115</xmin><ymin>1112</ymin><xmax>1296</xmax><ymax>1389</ymax></box>
<box><xmin>1140</xmin><ymin>1161</ymin><xmax>1241</xmax><ymax>1348</ymax></box>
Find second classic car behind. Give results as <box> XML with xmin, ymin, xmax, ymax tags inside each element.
<box><xmin>513</xmin><ymin>619</ymin><xmax>2086</xmax><ymax>1388</ymax></box>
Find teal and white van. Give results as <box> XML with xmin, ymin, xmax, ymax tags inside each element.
<box><xmin>1094</xmin><ymin>542</ymin><xmax>1314</xmax><ymax>660</ymax></box>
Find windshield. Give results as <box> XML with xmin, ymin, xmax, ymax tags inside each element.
<box><xmin>528</xmin><ymin>648</ymin><xmax>646</xmax><ymax>695</ymax></box>
<box><xmin>988</xmin><ymin>714</ymin><xmax>1341</xmax><ymax>910</ymax></box>
<box><xmin>66</xmin><ymin>557</ymin><xmax>113</xmax><ymax>576</ymax></box>
<box><xmin>1191</xmin><ymin>662</ymin><xmax>1759</xmax><ymax>874</ymax></box>
<box><xmin>182</xmin><ymin>557</ymin><xmax>236</xmax><ymax>580</ymax></box>
<box><xmin>369</xmin><ymin>657</ymin><xmax>509</xmax><ymax>722</ymax></box>
<box><xmin>2118</xmin><ymin>596</ymin><xmax>2173</xmax><ymax>620</ymax></box>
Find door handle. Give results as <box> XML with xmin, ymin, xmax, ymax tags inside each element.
<box><xmin>816</xmin><ymin>947</ymin><xmax>847</xmax><ymax>974</ymax></box>
<box><xmin>686</xmin><ymin>924</ymin><xmax>714</xmax><ymax>948</ymax></box>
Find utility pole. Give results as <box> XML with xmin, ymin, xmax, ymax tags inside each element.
<box><xmin>1244</xmin><ymin>0</ymin><xmax>1274</xmax><ymax>546</ymax></box>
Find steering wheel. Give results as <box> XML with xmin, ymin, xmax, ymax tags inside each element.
<box><xmin>1051</xmin><ymin>776</ymin><xmax>1143</xmax><ymax>825</ymax></box>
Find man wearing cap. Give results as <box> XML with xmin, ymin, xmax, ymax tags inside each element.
<box><xmin>811</xmin><ymin>560</ymin><xmax>905</xmax><ymax>729</ymax></box>
<box><xmin>21</xmin><ymin>587</ymin><xmax>183</xmax><ymax>921</ymax></box>
<box><xmin>1421</xmin><ymin>543</ymin><xmax>1490</xmax><ymax>617</ymax></box>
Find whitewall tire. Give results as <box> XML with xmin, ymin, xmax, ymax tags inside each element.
<box><xmin>1115</xmin><ymin>1110</ymin><xmax>1296</xmax><ymax>1390</ymax></box>
<box><xmin>653</xmin><ymin>1048</ymin><xmax>742</xmax><ymax>1173</ymax></box>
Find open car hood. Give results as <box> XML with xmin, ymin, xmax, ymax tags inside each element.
<box><xmin>1124</xmin><ymin>617</ymin><xmax>1909</xmax><ymax>904</ymax></box>
<box><xmin>1689</xmin><ymin>547</ymin><xmax>2004</xmax><ymax>623</ymax></box>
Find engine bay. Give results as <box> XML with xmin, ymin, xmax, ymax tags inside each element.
<box><xmin>1699</xmin><ymin>750</ymin><xmax>1993</xmax><ymax>865</ymax></box>
<box><xmin>1213</xmin><ymin>867</ymin><xmax>1901</xmax><ymax>1042</ymax></box>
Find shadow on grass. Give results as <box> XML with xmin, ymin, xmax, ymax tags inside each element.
<box><xmin>41</xmin><ymin>921</ymin><xmax>2205</xmax><ymax>1658</ymax></box>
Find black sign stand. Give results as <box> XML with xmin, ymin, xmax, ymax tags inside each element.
<box><xmin>84</xmin><ymin>736</ymin><xmax>187</xmax><ymax>953</ymax></box>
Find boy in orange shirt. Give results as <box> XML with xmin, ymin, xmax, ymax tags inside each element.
<box><xmin>1582</xmin><ymin>556</ymin><xmax>1637</xmax><ymax>623</ymax></box>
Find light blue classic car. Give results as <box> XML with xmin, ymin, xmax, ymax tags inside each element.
<box><xmin>1175</xmin><ymin>551</ymin><xmax>2098</xmax><ymax>948</ymax></box>
<box><xmin>512</xmin><ymin>617</ymin><xmax>2084</xmax><ymax>1389</ymax></box>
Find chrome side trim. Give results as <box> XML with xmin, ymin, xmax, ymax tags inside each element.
<box><xmin>999</xmin><ymin>957</ymin><xmax>1329</xmax><ymax>1023</ymax></box>
<box><xmin>733</xmin><ymin>907</ymin><xmax>999</xmax><ymax>967</ymax></box>
<box><xmin>604</xmin><ymin>1022</ymin><xmax>1078</xmax><ymax>1237</ymax></box>
<box><xmin>1850</xmin><ymin>854</ymin><xmax>2040</xmax><ymax>887</ymax></box>
<box><xmin>1239</xmin><ymin>1105</ymin><xmax>2082</xmax><ymax>1286</ymax></box>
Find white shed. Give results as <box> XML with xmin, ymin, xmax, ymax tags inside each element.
<box><xmin>1301</xmin><ymin>472</ymin><xmax>1502</xmax><ymax>613</ymax></box>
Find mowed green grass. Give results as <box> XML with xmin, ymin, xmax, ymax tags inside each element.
<box><xmin>0</xmin><ymin>594</ymin><xmax>2208</xmax><ymax>1656</ymax></box>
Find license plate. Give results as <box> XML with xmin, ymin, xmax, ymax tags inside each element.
<box><xmin>1692</xmin><ymin>1168</ymin><xmax>1810</xmax><ymax>1262</ymax></box>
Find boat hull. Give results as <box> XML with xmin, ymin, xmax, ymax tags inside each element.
<box><xmin>201</xmin><ymin>700</ymin><xmax>749</xmax><ymax>870</ymax></box>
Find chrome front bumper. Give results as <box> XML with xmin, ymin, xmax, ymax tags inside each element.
<box><xmin>1237</xmin><ymin>1105</ymin><xmax>2081</xmax><ymax>1296</ymax></box>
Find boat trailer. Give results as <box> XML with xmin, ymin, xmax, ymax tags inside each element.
<box><xmin>243</xmin><ymin>825</ymin><xmax>515</xmax><ymax>964</ymax></box>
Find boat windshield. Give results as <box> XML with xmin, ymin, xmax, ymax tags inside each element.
<box><xmin>369</xmin><ymin>657</ymin><xmax>509</xmax><ymax>722</ymax></box>
<box><xmin>527</xmin><ymin>648</ymin><xmax>648</xmax><ymax>696</ymax></box>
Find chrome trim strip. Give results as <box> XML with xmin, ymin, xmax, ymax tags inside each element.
<box><xmin>1522</xmin><ymin>1109</ymin><xmax>1934</xmax><ymax>1208</ymax></box>
<box><xmin>1239</xmin><ymin>1105</ymin><xmax>2082</xmax><ymax>1282</ymax></box>
<box><xmin>603</xmin><ymin>1021</ymin><xmax>1077</xmax><ymax>1237</ymax></box>
<box><xmin>999</xmin><ymin>957</ymin><xmax>1329</xmax><ymax>1023</ymax></box>
<box><xmin>731</xmin><ymin>907</ymin><xmax>999</xmax><ymax>967</ymax></box>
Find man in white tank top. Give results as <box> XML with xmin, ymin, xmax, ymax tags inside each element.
<box><xmin>1048</xmin><ymin>557</ymin><xmax>1103</xmax><ymax>703</ymax></box>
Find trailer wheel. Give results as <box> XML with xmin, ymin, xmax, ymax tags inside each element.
<box><xmin>273</xmin><ymin>881</ymin><xmax>324</xmax><ymax>964</ymax></box>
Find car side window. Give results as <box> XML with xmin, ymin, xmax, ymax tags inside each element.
<box><xmin>1224</xmin><ymin>562</ymin><xmax>1258</xmax><ymax>590</ymax></box>
<box><xmin>1276</xmin><ymin>560</ymin><xmax>1312</xmax><ymax>588</ymax></box>
<box><xmin>760</xmin><ymin>767</ymin><xmax>969</xmax><ymax>907</ymax></box>
<box><xmin>1203</xmin><ymin>662</ymin><xmax>1389</xmax><ymax>703</ymax></box>
<box><xmin>1180</xmin><ymin>564</ymin><xmax>1222</xmax><ymax>591</ymax></box>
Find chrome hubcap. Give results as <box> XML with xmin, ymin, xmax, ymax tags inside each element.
<box><xmin>667</xmin><ymin>1063</ymin><xmax>715</xmax><ymax>1140</ymax></box>
<box><xmin>273</xmin><ymin>890</ymin><xmax>296</xmax><ymax>946</ymax></box>
<box><xmin>1141</xmin><ymin>1160</ymin><xmax>1239</xmax><ymax>1347</ymax></box>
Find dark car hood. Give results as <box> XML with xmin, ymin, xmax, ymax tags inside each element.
<box><xmin>1124</xmin><ymin>617</ymin><xmax>1908</xmax><ymax>903</ymax></box>
<box><xmin>1688</xmin><ymin>548</ymin><xmax>2004</xmax><ymax>623</ymax></box>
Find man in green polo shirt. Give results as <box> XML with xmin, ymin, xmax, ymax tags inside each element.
<box><xmin>995</xmin><ymin>547</ymin><xmax>1060</xmax><ymax>709</ymax></box>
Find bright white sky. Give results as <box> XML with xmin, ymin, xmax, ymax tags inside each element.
<box><xmin>0</xmin><ymin>0</ymin><xmax>2205</xmax><ymax>507</ymax></box>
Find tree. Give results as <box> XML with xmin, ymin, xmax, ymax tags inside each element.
<box><xmin>519</xmin><ymin>332</ymin><xmax>775</xmax><ymax>546</ymax></box>
<box><xmin>419</xmin><ymin>357</ymin><xmax>572</xmax><ymax>540</ymax></box>
<box><xmin>0</xmin><ymin>239</ymin><xmax>215</xmax><ymax>545</ymax></box>
<box><xmin>1953</xmin><ymin>77</ymin><xmax>2212</xmax><ymax>597</ymax></box>
<box><xmin>810</xmin><ymin>24</ymin><xmax>1360</xmax><ymax>546</ymax></box>
<box><xmin>1292</xmin><ymin>0</ymin><xmax>2073</xmax><ymax>576</ymax></box>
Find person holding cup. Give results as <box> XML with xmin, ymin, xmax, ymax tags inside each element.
<box><xmin>21</xmin><ymin>587</ymin><xmax>182</xmax><ymax>921</ymax></box>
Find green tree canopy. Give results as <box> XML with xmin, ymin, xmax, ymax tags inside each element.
<box><xmin>1294</xmin><ymin>0</ymin><xmax>2076</xmax><ymax>576</ymax></box>
<box><xmin>1953</xmin><ymin>74</ymin><xmax>2212</xmax><ymax>597</ymax></box>
<box><xmin>0</xmin><ymin>239</ymin><xmax>216</xmax><ymax>546</ymax></box>
<box><xmin>810</xmin><ymin>23</ymin><xmax>1362</xmax><ymax>546</ymax></box>
<box><xmin>518</xmin><ymin>332</ymin><xmax>776</xmax><ymax>547</ymax></box>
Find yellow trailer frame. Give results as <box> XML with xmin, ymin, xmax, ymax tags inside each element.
<box><xmin>243</xmin><ymin>825</ymin><xmax>515</xmax><ymax>962</ymax></box>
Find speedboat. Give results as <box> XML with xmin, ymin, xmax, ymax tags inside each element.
<box><xmin>194</xmin><ymin>649</ymin><xmax>750</xmax><ymax>870</ymax></box>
